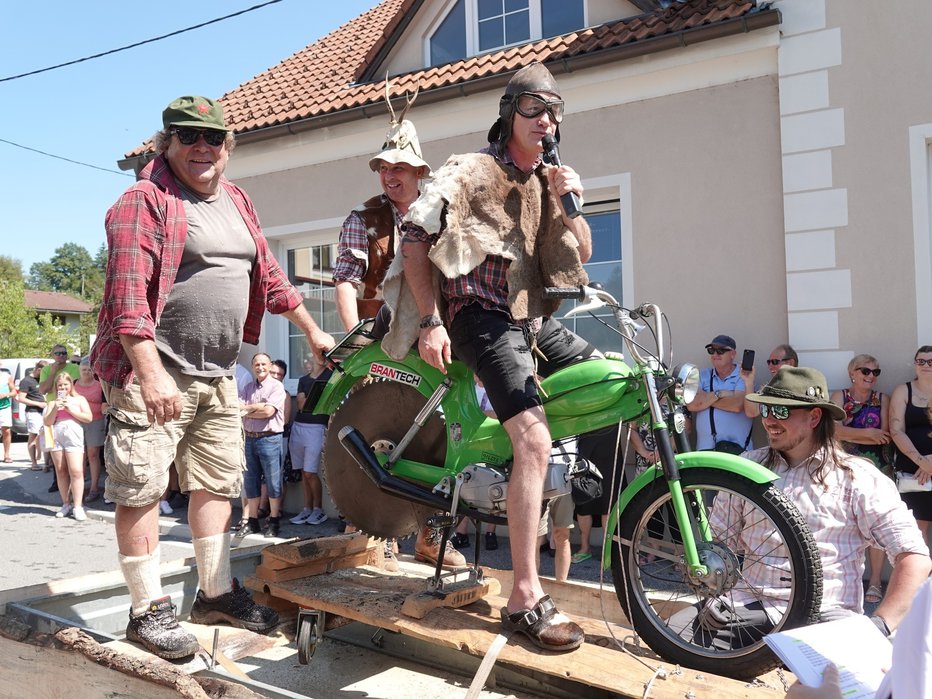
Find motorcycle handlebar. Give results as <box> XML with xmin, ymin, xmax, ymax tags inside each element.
<box><xmin>542</xmin><ymin>286</ymin><xmax>587</xmax><ymax>300</ymax></box>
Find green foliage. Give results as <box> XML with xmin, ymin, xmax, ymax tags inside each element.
<box><xmin>0</xmin><ymin>279</ymin><xmax>77</xmax><ymax>358</ymax></box>
<box><xmin>0</xmin><ymin>255</ymin><xmax>24</xmax><ymax>284</ymax></box>
<box><xmin>28</xmin><ymin>242</ymin><xmax>105</xmax><ymax>303</ymax></box>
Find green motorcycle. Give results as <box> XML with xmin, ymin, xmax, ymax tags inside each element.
<box><xmin>315</xmin><ymin>286</ymin><xmax>822</xmax><ymax>680</ymax></box>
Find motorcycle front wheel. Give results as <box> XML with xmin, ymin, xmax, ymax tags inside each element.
<box><xmin>611</xmin><ymin>467</ymin><xmax>822</xmax><ymax>680</ymax></box>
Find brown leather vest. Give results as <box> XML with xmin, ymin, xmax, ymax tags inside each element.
<box><xmin>353</xmin><ymin>194</ymin><xmax>396</xmax><ymax>318</ymax></box>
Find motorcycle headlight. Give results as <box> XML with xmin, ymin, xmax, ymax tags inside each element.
<box><xmin>671</xmin><ymin>363</ymin><xmax>700</xmax><ymax>404</ymax></box>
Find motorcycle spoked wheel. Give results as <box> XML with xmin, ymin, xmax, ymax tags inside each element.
<box><xmin>321</xmin><ymin>380</ymin><xmax>446</xmax><ymax>540</ymax></box>
<box><xmin>610</xmin><ymin>467</ymin><xmax>822</xmax><ymax>680</ymax></box>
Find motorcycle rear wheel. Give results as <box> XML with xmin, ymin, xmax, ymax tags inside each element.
<box><xmin>611</xmin><ymin>467</ymin><xmax>822</xmax><ymax>680</ymax></box>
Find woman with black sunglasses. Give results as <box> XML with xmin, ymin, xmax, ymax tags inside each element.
<box><xmin>830</xmin><ymin>353</ymin><xmax>893</xmax><ymax>604</ymax></box>
<box><xmin>890</xmin><ymin>346</ymin><xmax>932</xmax><ymax>542</ymax></box>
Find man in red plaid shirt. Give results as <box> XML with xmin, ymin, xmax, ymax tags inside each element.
<box><xmin>401</xmin><ymin>63</ymin><xmax>594</xmax><ymax>652</ymax></box>
<box><xmin>92</xmin><ymin>96</ymin><xmax>333</xmax><ymax>660</ymax></box>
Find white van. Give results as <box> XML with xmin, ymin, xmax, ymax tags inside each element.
<box><xmin>0</xmin><ymin>358</ymin><xmax>45</xmax><ymax>436</ymax></box>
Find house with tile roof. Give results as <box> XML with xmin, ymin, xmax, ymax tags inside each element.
<box><xmin>24</xmin><ymin>290</ymin><xmax>93</xmax><ymax>334</ymax></box>
<box><xmin>119</xmin><ymin>0</ymin><xmax>932</xmax><ymax>393</ymax></box>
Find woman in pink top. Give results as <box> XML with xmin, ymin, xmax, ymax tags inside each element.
<box><xmin>75</xmin><ymin>357</ymin><xmax>108</xmax><ymax>502</ymax></box>
<box><xmin>43</xmin><ymin>371</ymin><xmax>92</xmax><ymax>521</ymax></box>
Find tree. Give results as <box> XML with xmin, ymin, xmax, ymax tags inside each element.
<box><xmin>0</xmin><ymin>255</ymin><xmax>23</xmax><ymax>284</ymax></box>
<box><xmin>28</xmin><ymin>242</ymin><xmax>103</xmax><ymax>301</ymax></box>
<box><xmin>0</xmin><ymin>279</ymin><xmax>76</xmax><ymax>358</ymax></box>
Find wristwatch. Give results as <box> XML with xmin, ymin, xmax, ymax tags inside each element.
<box><xmin>419</xmin><ymin>314</ymin><xmax>443</xmax><ymax>329</ymax></box>
<box><xmin>713</xmin><ymin>390</ymin><xmax>723</xmax><ymax>400</ymax></box>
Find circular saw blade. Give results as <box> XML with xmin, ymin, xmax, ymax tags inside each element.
<box><xmin>322</xmin><ymin>380</ymin><xmax>446</xmax><ymax>539</ymax></box>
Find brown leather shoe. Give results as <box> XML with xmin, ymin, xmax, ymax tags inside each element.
<box><xmin>501</xmin><ymin>595</ymin><xmax>584</xmax><ymax>652</ymax></box>
<box><xmin>414</xmin><ymin>527</ymin><xmax>468</xmax><ymax>569</ymax></box>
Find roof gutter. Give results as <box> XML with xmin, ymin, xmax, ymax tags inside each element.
<box><xmin>117</xmin><ymin>7</ymin><xmax>780</xmax><ymax>168</ymax></box>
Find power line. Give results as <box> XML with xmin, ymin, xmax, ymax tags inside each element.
<box><xmin>0</xmin><ymin>138</ymin><xmax>133</xmax><ymax>177</ymax></box>
<box><xmin>0</xmin><ymin>0</ymin><xmax>283</xmax><ymax>83</ymax></box>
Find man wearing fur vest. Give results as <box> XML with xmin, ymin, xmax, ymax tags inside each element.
<box><xmin>397</xmin><ymin>62</ymin><xmax>594</xmax><ymax>652</ymax></box>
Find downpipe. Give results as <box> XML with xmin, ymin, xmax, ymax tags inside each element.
<box><xmin>338</xmin><ymin>425</ymin><xmax>507</xmax><ymax>525</ymax></box>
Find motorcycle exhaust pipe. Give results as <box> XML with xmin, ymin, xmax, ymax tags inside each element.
<box><xmin>338</xmin><ymin>425</ymin><xmax>457</xmax><ymax>512</ymax></box>
<box><xmin>338</xmin><ymin>425</ymin><xmax>507</xmax><ymax>526</ymax></box>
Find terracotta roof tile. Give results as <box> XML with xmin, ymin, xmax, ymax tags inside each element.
<box><xmin>125</xmin><ymin>0</ymin><xmax>769</xmax><ymax>158</ymax></box>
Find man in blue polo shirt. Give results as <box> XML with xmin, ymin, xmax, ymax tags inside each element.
<box><xmin>686</xmin><ymin>334</ymin><xmax>753</xmax><ymax>453</ymax></box>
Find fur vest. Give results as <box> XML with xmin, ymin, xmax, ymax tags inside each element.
<box><xmin>381</xmin><ymin>152</ymin><xmax>588</xmax><ymax>359</ymax></box>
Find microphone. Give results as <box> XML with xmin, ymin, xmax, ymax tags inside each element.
<box><xmin>541</xmin><ymin>134</ymin><xmax>582</xmax><ymax>219</ymax></box>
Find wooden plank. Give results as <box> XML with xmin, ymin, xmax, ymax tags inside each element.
<box><xmin>261</xmin><ymin>564</ymin><xmax>792</xmax><ymax>699</ymax></box>
<box><xmin>480</xmin><ymin>566</ymin><xmax>629</xmax><ymax>626</ymax></box>
<box><xmin>253</xmin><ymin>549</ymin><xmax>372</xmax><ymax>582</ymax></box>
<box><xmin>102</xmin><ymin>620</ymin><xmax>278</xmax><ymax>674</ymax></box>
<box><xmin>259</xmin><ymin>533</ymin><xmax>371</xmax><ymax>568</ymax></box>
<box><xmin>401</xmin><ymin>577</ymin><xmax>501</xmax><ymax>619</ymax></box>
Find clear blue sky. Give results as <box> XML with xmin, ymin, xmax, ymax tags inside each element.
<box><xmin>0</xmin><ymin>0</ymin><xmax>376</xmax><ymax>275</ymax></box>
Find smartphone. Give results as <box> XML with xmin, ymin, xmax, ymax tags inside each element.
<box><xmin>57</xmin><ymin>389</ymin><xmax>67</xmax><ymax>401</ymax></box>
<box><xmin>741</xmin><ymin>349</ymin><xmax>756</xmax><ymax>372</ymax></box>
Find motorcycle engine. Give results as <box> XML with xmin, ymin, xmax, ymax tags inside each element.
<box><xmin>457</xmin><ymin>464</ymin><xmax>508</xmax><ymax>513</ymax></box>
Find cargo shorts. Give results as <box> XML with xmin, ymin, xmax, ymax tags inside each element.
<box><xmin>102</xmin><ymin>369</ymin><xmax>245</xmax><ymax>507</ymax></box>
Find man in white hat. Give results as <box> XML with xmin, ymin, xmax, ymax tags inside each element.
<box><xmin>329</xmin><ymin>92</ymin><xmax>467</xmax><ymax>571</ymax></box>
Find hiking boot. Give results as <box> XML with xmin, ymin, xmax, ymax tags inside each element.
<box><xmin>235</xmin><ymin>517</ymin><xmax>261</xmax><ymax>539</ymax></box>
<box><xmin>264</xmin><ymin>516</ymin><xmax>281</xmax><ymax>538</ymax></box>
<box><xmin>189</xmin><ymin>578</ymin><xmax>279</xmax><ymax>634</ymax></box>
<box><xmin>125</xmin><ymin>596</ymin><xmax>199</xmax><ymax>660</ymax></box>
<box><xmin>450</xmin><ymin>532</ymin><xmax>470</xmax><ymax>550</ymax></box>
<box><xmin>414</xmin><ymin>527</ymin><xmax>468</xmax><ymax>569</ymax></box>
<box><xmin>485</xmin><ymin>531</ymin><xmax>499</xmax><ymax>551</ymax></box>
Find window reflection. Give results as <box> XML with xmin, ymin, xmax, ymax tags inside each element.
<box><xmin>287</xmin><ymin>244</ymin><xmax>341</xmax><ymax>376</ymax></box>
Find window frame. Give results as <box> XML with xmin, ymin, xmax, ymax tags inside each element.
<box><xmin>424</xmin><ymin>0</ymin><xmax>586</xmax><ymax>66</ymax></box>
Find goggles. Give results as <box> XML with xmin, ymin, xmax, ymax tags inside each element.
<box><xmin>513</xmin><ymin>92</ymin><xmax>564</xmax><ymax>124</ymax></box>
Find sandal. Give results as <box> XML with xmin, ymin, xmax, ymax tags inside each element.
<box><xmin>501</xmin><ymin>595</ymin><xmax>584</xmax><ymax>652</ymax></box>
<box><xmin>570</xmin><ymin>551</ymin><xmax>592</xmax><ymax>564</ymax></box>
<box><xmin>865</xmin><ymin>584</ymin><xmax>883</xmax><ymax>604</ymax></box>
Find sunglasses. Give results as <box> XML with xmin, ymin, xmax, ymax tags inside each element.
<box><xmin>916</xmin><ymin>358</ymin><xmax>932</xmax><ymax>367</ymax></box>
<box><xmin>171</xmin><ymin>127</ymin><xmax>226</xmax><ymax>147</ymax></box>
<box><xmin>514</xmin><ymin>93</ymin><xmax>565</xmax><ymax>123</ymax></box>
<box><xmin>758</xmin><ymin>404</ymin><xmax>808</xmax><ymax>420</ymax></box>
<box><xmin>854</xmin><ymin>367</ymin><xmax>881</xmax><ymax>377</ymax></box>
<box><xmin>706</xmin><ymin>346</ymin><xmax>731</xmax><ymax>355</ymax></box>
<box><xmin>766</xmin><ymin>358</ymin><xmax>790</xmax><ymax>366</ymax></box>
<box><xmin>52</xmin><ymin>351</ymin><xmax>67</xmax><ymax>356</ymax></box>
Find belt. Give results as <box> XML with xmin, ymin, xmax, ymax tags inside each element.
<box><xmin>245</xmin><ymin>430</ymin><xmax>279</xmax><ymax>438</ymax></box>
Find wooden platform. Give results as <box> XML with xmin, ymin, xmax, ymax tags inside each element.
<box><xmin>244</xmin><ymin>535</ymin><xmax>793</xmax><ymax>698</ymax></box>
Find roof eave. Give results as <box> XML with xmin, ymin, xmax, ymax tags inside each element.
<box><xmin>118</xmin><ymin>6</ymin><xmax>780</xmax><ymax>163</ymax></box>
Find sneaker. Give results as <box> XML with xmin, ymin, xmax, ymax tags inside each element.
<box><xmin>47</xmin><ymin>482</ymin><xmax>59</xmax><ymax>493</ymax></box>
<box><xmin>485</xmin><ymin>531</ymin><xmax>499</xmax><ymax>551</ymax></box>
<box><xmin>290</xmin><ymin>508</ymin><xmax>314</xmax><ymax>525</ymax></box>
<box><xmin>55</xmin><ymin>503</ymin><xmax>73</xmax><ymax>518</ymax></box>
<box><xmin>158</xmin><ymin>500</ymin><xmax>174</xmax><ymax>516</ymax></box>
<box><xmin>264</xmin><ymin>516</ymin><xmax>281</xmax><ymax>538</ymax></box>
<box><xmin>414</xmin><ymin>527</ymin><xmax>468</xmax><ymax>569</ymax></box>
<box><xmin>235</xmin><ymin>517</ymin><xmax>261</xmax><ymax>539</ymax></box>
<box><xmin>189</xmin><ymin>578</ymin><xmax>279</xmax><ymax>633</ymax></box>
<box><xmin>306</xmin><ymin>509</ymin><xmax>328</xmax><ymax>526</ymax></box>
<box><xmin>450</xmin><ymin>532</ymin><xmax>470</xmax><ymax>550</ymax></box>
<box><xmin>72</xmin><ymin>506</ymin><xmax>87</xmax><ymax>521</ymax></box>
<box><xmin>126</xmin><ymin>596</ymin><xmax>199</xmax><ymax>660</ymax></box>
<box><xmin>382</xmin><ymin>543</ymin><xmax>400</xmax><ymax>572</ymax></box>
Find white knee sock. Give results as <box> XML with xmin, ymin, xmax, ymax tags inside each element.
<box><xmin>193</xmin><ymin>533</ymin><xmax>232</xmax><ymax>599</ymax></box>
<box><xmin>119</xmin><ymin>547</ymin><xmax>163</xmax><ymax>616</ymax></box>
